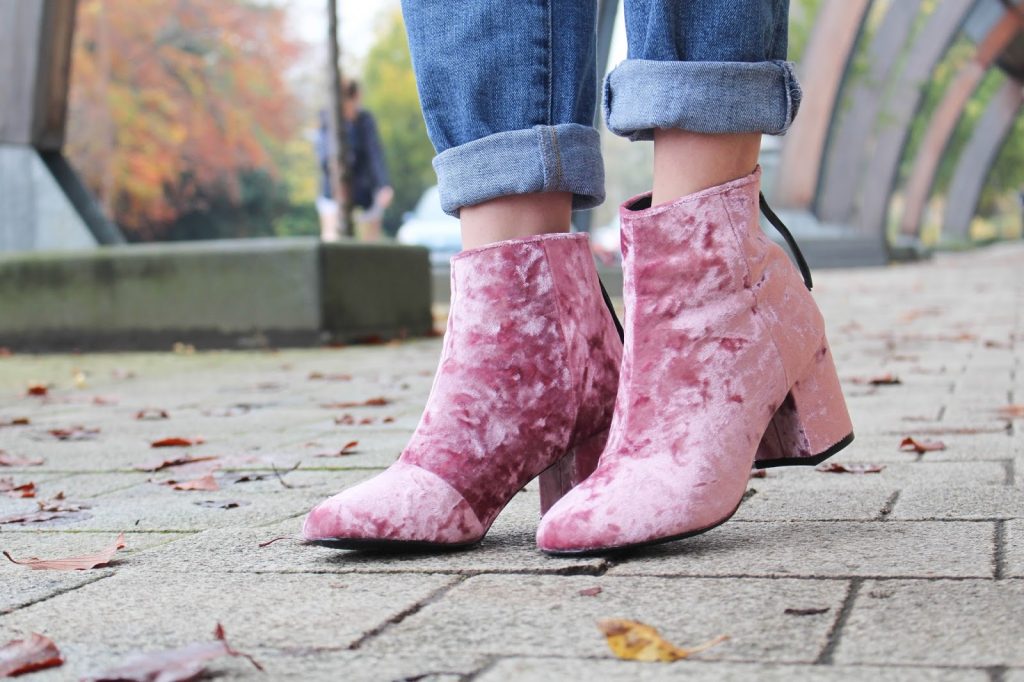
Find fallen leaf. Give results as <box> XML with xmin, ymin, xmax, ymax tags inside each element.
<box><xmin>749</xmin><ymin>469</ymin><xmax>767</xmax><ymax>479</ymax></box>
<box><xmin>150</xmin><ymin>437</ymin><xmax>205</xmax><ymax>448</ymax></box>
<box><xmin>0</xmin><ymin>633</ymin><xmax>63</xmax><ymax>676</ymax></box>
<box><xmin>334</xmin><ymin>414</ymin><xmax>356</xmax><ymax>425</ymax></box>
<box><xmin>162</xmin><ymin>473</ymin><xmax>219</xmax><ymax>492</ymax></box>
<box><xmin>0</xmin><ymin>497</ymin><xmax>89</xmax><ymax>526</ymax></box>
<box><xmin>383</xmin><ymin>416</ymin><xmax>395</xmax><ymax>423</ymax></box>
<box><xmin>195</xmin><ymin>500</ymin><xmax>249</xmax><ymax>509</ymax></box>
<box><xmin>48</xmin><ymin>425</ymin><xmax>101</xmax><ymax>441</ymax></box>
<box><xmin>315</xmin><ymin>440</ymin><xmax>360</xmax><ymax>458</ymax></box>
<box><xmin>0</xmin><ymin>452</ymin><xmax>44</xmax><ymax>467</ymax></box>
<box><xmin>816</xmin><ymin>462</ymin><xmax>885</xmax><ymax>474</ymax></box>
<box><xmin>320</xmin><ymin>397</ymin><xmax>391</xmax><ymax>409</ymax></box>
<box><xmin>578</xmin><ymin>587</ymin><xmax>603</xmax><ymax>597</ymax></box>
<box><xmin>0</xmin><ymin>417</ymin><xmax>30</xmax><ymax>428</ymax></box>
<box><xmin>258</xmin><ymin>536</ymin><xmax>294</xmax><ymax>548</ymax></box>
<box><xmin>0</xmin><ymin>478</ymin><xmax>36</xmax><ymax>498</ymax></box>
<box><xmin>308</xmin><ymin>372</ymin><xmax>352</xmax><ymax>381</ymax></box>
<box><xmin>784</xmin><ymin>607</ymin><xmax>830</xmax><ymax>616</ymax></box>
<box><xmin>898</xmin><ymin>437</ymin><xmax>946</xmax><ymax>454</ymax></box>
<box><xmin>26</xmin><ymin>384</ymin><xmax>49</xmax><ymax>397</ymax></box>
<box><xmin>867</xmin><ymin>374</ymin><xmax>901</xmax><ymax>386</ymax></box>
<box><xmin>996</xmin><ymin>404</ymin><xmax>1024</xmax><ymax>419</ymax></box>
<box><xmin>91</xmin><ymin>396</ymin><xmax>118</xmax><ymax>406</ymax></box>
<box><xmin>82</xmin><ymin>623</ymin><xmax>262</xmax><ymax>681</ymax></box>
<box><xmin>597</xmin><ymin>619</ymin><xmax>728</xmax><ymax>662</ymax></box>
<box><xmin>135</xmin><ymin>408</ymin><xmax>169</xmax><ymax>420</ymax></box>
<box><xmin>3</xmin><ymin>533</ymin><xmax>125</xmax><ymax>571</ymax></box>
<box><xmin>134</xmin><ymin>455</ymin><xmax>218</xmax><ymax>472</ymax></box>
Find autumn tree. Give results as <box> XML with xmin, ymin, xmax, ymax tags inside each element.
<box><xmin>67</xmin><ymin>0</ymin><xmax>304</xmax><ymax>239</ymax></box>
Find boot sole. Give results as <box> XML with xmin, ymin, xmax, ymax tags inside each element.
<box><xmin>307</xmin><ymin>537</ymin><xmax>480</xmax><ymax>552</ymax></box>
<box><xmin>541</xmin><ymin>431</ymin><xmax>855</xmax><ymax>557</ymax></box>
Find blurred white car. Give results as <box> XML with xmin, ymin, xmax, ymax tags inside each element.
<box><xmin>396</xmin><ymin>186</ymin><xmax>461</xmax><ymax>266</ymax></box>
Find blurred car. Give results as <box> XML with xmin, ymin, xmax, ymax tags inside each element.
<box><xmin>396</xmin><ymin>185</ymin><xmax>461</xmax><ymax>266</ymax></box>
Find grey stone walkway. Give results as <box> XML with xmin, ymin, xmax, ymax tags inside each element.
<box><xmin>1</xmin><ymin>243</ymin><xmax>1023</xmax><ymax>681</ymax></box>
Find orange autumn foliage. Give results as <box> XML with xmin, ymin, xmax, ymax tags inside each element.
<box><xmin>66</xmin><ymin>0</ymin><xmax>303</xmax><ymax>238</ymax></box>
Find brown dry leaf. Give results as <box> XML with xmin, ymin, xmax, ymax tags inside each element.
<box><xmin>309</xmin><ymin>371</ymin><xmax>352</xmax><ymax>381</ymax></box>
<box><xmin>83</xmin><ymin>623</ymin><xmax>262</xmax><ymax>681</ymax></box>
<box><xmin>0</xmin><ymin>452</ymin><xmax>44</xmax><ymax>467</ymax></box>
<box><xmin>865</xmin><ymin>374</ymin><xmax>901</xmax><ymax>386</ymax></box>
<box><xmin>26</xmin><ymin>383</ymin><xmax>49</xmax><ymax>397</ymax></box>
<box><xmin>150</xmin><ymin>436</ymin><xmax>205</xmax><ymax>448</ymax></box>
<box><xmin>0</xmin><ymin>417</ymin><xmax>30</xmax><ymax>428</ymax></box>
<box><xmin>995</xmin><ymin>404</ymin><xmax>1024</xmax><ymax>419</ymax></box>
<box><xmin>334</xmin><ymin>414</ymin><xmax>356</xmax><ymax>425</ymax></box>
<box><xmin>0</xmin><ymin>497</ymin><xmax>88</xmax><ymax>526</ymax></box>
<box><xmin>749</xmin><ymin>469</ymin><xmax>767</xmax><ymax>479</ymax></box>
<box><xmin>578</xmin><ymin>587</ymin><xmax>603</xmax><ymax>597</ymax></box>
<box><xmin>597</xmin><ymin>619</ymin><xmax>728</xmax><ymax>662</ymax></box>
<box><xmin>4</xmin><ymin>533</ymin><xmax>126</xmax><ymax>571</ymax></box>
<box><xmin>0</xmin><ymin>633</ymin><xmax>63</xmax><ymax>676</ymax></box>
<box><xmin>48</xmin><ymin>425</ymin><xmax>101</xmax><ymax>441</ymax></box>
<box><xmin>321</xmin><ymin>397</ymin><xmax>391</xmax><ymax>409</ymax></box>
<box><xmin>135</xmin><ymin>408</ymin><xmax>170</xmax><ymax>420</ymax></box>
<box><xmin>817</xmin><ymin>462</ymin><xmax>885</xmax><ymax>474</ymax></box>
<box><xmin>315</xmin><ymin>440</ymin><xmax>360</xmax><ymax>458</ymax></box>
<box><xmin>0</xmin><ymin>477</ymin><xmax>36</xmax><ymax>499</ymax></box>
<box><xmin>163</xmin><ymin>473</ymin><xmax>220</xmax><ymax>492</ymax></box>
<box><xmin>898</xmin><ymin>437</ymin><xmax>946</xmax><ymax>454</ymax></box>
<box><xmin>134</xmin><ymin>455</ymin><xmax>218</xmax><ymax>472</ymax></box>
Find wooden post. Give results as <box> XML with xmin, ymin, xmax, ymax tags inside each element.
<box><xmin>326</xmin><ymin>0</ymin><xmax>354</xmax><ymax>238</ymax></box>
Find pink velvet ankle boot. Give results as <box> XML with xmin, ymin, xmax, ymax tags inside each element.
<box><xmin>303</xmin><ymin>233</ymin><xmax>622</xmax><ymax>550</ymax></box>
<box><xmin>536</xmin><ymin>168</ymin><xmax>853</xmax><ymax>555</ymax></box>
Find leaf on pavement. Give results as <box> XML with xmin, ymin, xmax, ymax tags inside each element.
<box><xmin>0</xmin><ymin>496</ymin><xmax>88</xmax><ymax>526</ymax></box>
<box><xmin>162</xmin><ymin>473</ymin><xmax>219</xmax><ymax>492</ymax></box>
<box><xmin>3</xmin><ymin>533</ymin><xmax>126</xmax><ymax>571</ymax></box>
<box><xmin>48</xmin><ymin>425</ymin><xmax>101</xmax><ymax>441</ymax></box>
<box><xmin>0</xmin><ymin>477</ymin><xmax>36</xmax><ymax>498</ymax></box>
<box><xmin>597</xmin><ymin>619</ymin><xmax>728</xmax><ymax>662</ymax></box>
<box><xmin>995</xmin><ymin>404</ymin><xmax>1024</xmax><ymax>419</ymax></box>
<box><xmin>850</xmin><ymin>374</ymin><xmax>901</xmax><ymax>386</ymax></box>
<box><xmin>0</xmin><ymin>633</ymin><xmax>63</xmax><ymax>676</ymax></box>
<box><xmin>315</xmin><ymin>440</ymin><xmax>360</xmax><ymax>458</ymax></box>
<box><xmin>0</xmin><ymin>418</ymin><xmax>30</xmax><ymax>428</ymax></box>
<box><xmin>308</xmin><ymin>372</ymin><xmax>352</xmax><ymax>381</ymax></box>
<box><xmin>898</xmin><ymin>437</ymin><xmax>946</xmax><ymax>454</ymax></box>
<box><xmin>26</xmin><ymin>384</ymin><xmax>49</xmax><ymax>397</ymax></box>
<box><xmin>320</xmin><ymin>397</ymin><xmax>390</xmax><ymax>409</ymax></box>
<box><xmin>135</xmin><ymin>408</ymin><xmax>169</xmax><ymax>420</ymax></box>
<box><xmin>0</xmin><ymin>452</ymin><xmax>44</xmax><ymax>467</ymax></box>
<box><xmin>134</xmin><ymin>455</ymin><xmax>218</xmax><ymax>472</ymax></box>
<box><xmin>816</xmin><ymin>462</ymin><xmax>885</xmax><ymax>474</ymax></box>
<box><xmin>150</xmin><ymin>436</ymin><xmax>205</xmax><ymax>448</ymax></box>
<box><xmin>578</xmin><ymin>587</ymin><xmax>602</xmax><ymax>597</ymax></box>
<box><xmin>194</xmin><ymin>499</ymin><xmax>249</xmax><ymax>509</ymax></box>
<box><xmin>82</xmin><ymin>623</ymin><xmax>263</xmax><ymax>681</ymax></box>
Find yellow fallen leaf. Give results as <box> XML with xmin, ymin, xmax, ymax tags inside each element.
<box><xmin>597</xmin><ymin>619</ymin><xmax>728</xmax><ymax>662</ymax></box>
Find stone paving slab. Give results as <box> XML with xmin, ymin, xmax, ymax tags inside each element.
<box><xmin>891</xmin><ymin>485</ymin><xmax>1024</xmax><ymax>520</ymax></box>
<box><xmin>833</xmin><ymin>579</ymin><xmax>1024</xmax><ymax>667</ymax></box>
<box><xmin>606</xmin><ymin>521</ymin><xmax>993</xmax><ymax>578</ymax></box>
<box><xmin>363</xmin><ymin>575</ymin><xmax>848</xmax><ymax>664</ymax></box>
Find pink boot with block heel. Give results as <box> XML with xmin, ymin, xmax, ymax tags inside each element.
<box><xmin>303</xmin><ymin>232</ymin><xmax>622</xmax><ymax>550</ymax></box>
<box><xmin>537</xmin><ymin>168</ymin><xmax>853</xmax><ymax>555</ymax></box>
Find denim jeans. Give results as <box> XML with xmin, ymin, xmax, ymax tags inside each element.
<box><xmin>401</xmin><ymin>0</ymin><xmax>800</xmax><ymax>216</ymax></box>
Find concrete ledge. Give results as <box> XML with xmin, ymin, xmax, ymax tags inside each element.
<box><xmin>0</xmin><ymin>237</ymin><xmax>433</xmax><ymax>351</ymax></box>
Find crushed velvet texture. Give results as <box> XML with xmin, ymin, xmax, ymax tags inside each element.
<box><xmin>537</xmin><ymin>168</ymin><xmax>853</xmax><ymax>553</ymax></box>
<box><xmin>304</xmin><ymin>233</ymin><xmax>622</xmax><ymax>546</ymax></box>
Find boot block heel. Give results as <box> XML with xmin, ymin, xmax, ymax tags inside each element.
<box><xmin>538</xmin><ymin>428</ymin><xmax>609</xmax><ymax>514</ymax></box>
<box><xmin>755</xmin><ymin>340</ymin><xmax>854</xmax><ymax>469</ymax></box>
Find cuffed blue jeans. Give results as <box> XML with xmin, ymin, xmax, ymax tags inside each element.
<box><xmin>401</xmin><ymin>0</ymin><xmax>800</xmax><ymax>216</ymax></box>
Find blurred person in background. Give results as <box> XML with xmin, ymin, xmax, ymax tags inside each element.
<box><xmin>315</xmin><ymin>81</ymin><xmax>393</xmax><ymax>241</ymax></box>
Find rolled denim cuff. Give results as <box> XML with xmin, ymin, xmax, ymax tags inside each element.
<box><xmin>604</xmin><ymin>59</ymin><xmax>802</xmax><ymax>140</ymax></box>
<box><xmin>432</xmin><ymin>123</ymin><xmax>605</xmax><ymax>216</ymax></box>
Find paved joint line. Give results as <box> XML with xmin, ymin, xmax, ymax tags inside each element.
<box><xmin>877</xmin><ymin>491</ymin><xmax>901</xmax><ymax>520</ymax></box>
<box><xmin>464</xmin><ymin>655</ymin><xmax>502</xmax><ymax>682</ymax></box>
<box><xmin>988</xmin><ymin>665</ymin><xmax>1007</xmax><ymax>682</ymax></box>
<box><xmin>993</xmin><ymin>520</ymin><xmax>1006</xmax><ymax>580</ymax></box>
<box><xmin>814</xmin><ymin>578</ymin><xmax>862</xmax><ymax>665</ymax></box>
<box><xmin>1004</xmin><ymin>459</ymin><xmax>1016</xmax><ymax>486</ymax></box>
<box><xmin>347</xmin><ymin>575</ymin><xmax>466</xmax><ymax>651</ymax></box>
<box><xmin>0</xmin><ymin>572</ymin><xmax>115</xmax><ymax>617</ymax></box>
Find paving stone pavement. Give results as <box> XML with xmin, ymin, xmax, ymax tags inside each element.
<box><xmin>1</xmin><ymin>243</ymin><xmax>1022</xmax><ymax>681</ymax></box>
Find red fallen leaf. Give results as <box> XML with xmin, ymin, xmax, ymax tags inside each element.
<box><xmin>26</xmin><ymin>384</ymin><xmax>49</xmax><ymax>397</ymax></box>
<box><xmin>91</xmin><ymin>396</ymin><xmax>118</xmax><ymax>406</ymax></box>
<box><xmin>321</xmin><ymin>397</ymin><xmax>391</xmax><ymax>409</ymax></box>
<box><xmin>0</xmin><ymin>477</ymin><xmax>36</xmax><ymax>498</ymax></box>
<box><xmin>4</xmin><ymin>533</ymin><xmax>126</xmax><ymax>571</ymax></box>
<box><xmin>0</xmin><ymin>452</ymin><xmax>45</xmax><ymax>467</ymax></box>
<box><xmin>817</xmin><ymin>462</ymin><xmax>885</xmax><ymax>474</ymax></box>
<box><xmin>0</xmin><ymin>497</ymin><xmax>88</xmax><ymax>526</ymax></box>
<box><xmin>749</xmin><ymin>469</ymin><xmax>768</xmax><ymax>479</ymax></box>
<box><xmin>48</xmin><ymin>425</ymin><xmax>101</xmax><ymax>441</ymax></box>
<box><xmin>135</xmin><ymin>408</ymin><xmax>169</xmax><ymax>420</ymax></box>
<box><xmin>0</xmin><ymin>633</ymin><xmax>63</xmax><ymax>676</ymax></box>
<box><xmin>133</xmin><ymin>455</ymin><xmax>218</xmax><ymax>472</ymax></box>
<box><xmin>82</xmin><ymin>623</ymin><xmax>262</xmax><ymax>681</ymax></box>
<box><xmin>334</xmin><ymin>414</ymin><xmax>355</xmax><ymax>425</ymax></box>
<box><xmin>383</xmin><ymin>416</ymin><xmax>395</xmax><ymax>423</ymax></box>
<box><xmin>996</xmin><ymin>404</ymin><xmax>1024</xmax><ymax>419</ymax></box>
<box><xmin>308</xmin><ymin>371</ymin><xmax>352</xmax><ymax>381</ymax></box>
<box><xmin>0</xmin><ymin>417</ymin><xmax>30</xmax><ymax>427</ymax></box>
<box><xmin>150</xmin><ymin>436</ymin><xmax>205</xmax><ymax>448</ymax></box>
<box><xmin>162</xmin><ymin>473</ymin><xmax>220</xmax><ymax>492</ymax></box>
<box><xmin>578</xmin><ymin>586</ymin><xmax>603</xmax><ymax>597</ymax></box>
<box><xmin>898</xmin><ymin>437</ymin><xmax>946</xmax><ymax>454</ymax></box>
<box><xmin>315</xmin><ymin>440</ymin><xmax>360</xmax><ymax>458</ymax></box>
<box><xmin>984</xmin><ymin>339</ymin><xmax>1011</xmax><ymax>349</ymax></box>
<box><xmin>855</xmin><ymin>373</ymin><xmax>901</xmax><ymax>386</ymax></box>
<box><xmin>258</xmin><ymin>536</ymin><xmax>294</xmax><ymax>548</ymax></box>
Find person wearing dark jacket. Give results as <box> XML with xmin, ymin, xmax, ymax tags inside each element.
<box><xmin>315</xmin><ymin>81</ymin><xmax>393</xmax><ymax>241</ymax></box>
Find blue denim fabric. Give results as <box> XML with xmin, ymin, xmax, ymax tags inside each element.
<box><xmin>401</xmin><ymin>0</ymin><xmax>798</xmax><ymax>215</ymax></box>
